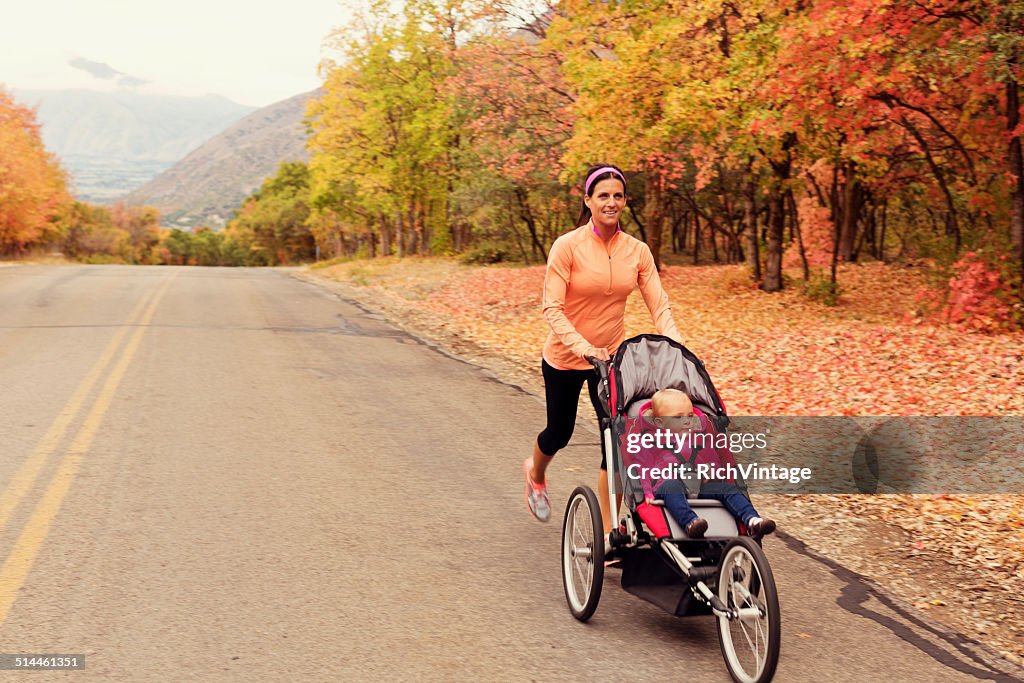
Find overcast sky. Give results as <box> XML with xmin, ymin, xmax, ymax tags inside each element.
<box><xmin>0</xmin><ymin>0</ymin><xmax>358</xmax><ymax>107</ymax></box>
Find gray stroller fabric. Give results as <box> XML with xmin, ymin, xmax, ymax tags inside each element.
<box><xmin>608</xmin><ymin>335</ymin><xmax>723</xmax><ymax>418</ymax></box>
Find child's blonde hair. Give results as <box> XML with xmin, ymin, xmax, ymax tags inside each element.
<box><xmin>651</xmin><ymin>388</ymin><xmax>693</xmax><ymax>417</ymax></box>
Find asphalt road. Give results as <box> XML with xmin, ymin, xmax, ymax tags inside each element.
<box><xmin>0</xmin><ymin>264</ymin><xmax>1020</xmax><ymax>682</ymax></box>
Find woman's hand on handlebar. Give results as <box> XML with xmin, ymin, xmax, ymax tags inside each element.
<box><xmin>584</xmin><ymin>346</ymin><xmax>611</xmax><ymax>362</ymax></box>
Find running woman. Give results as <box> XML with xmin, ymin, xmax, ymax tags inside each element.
<box><xmin>524</xmin><ymin>163</ymin><xmax>683</xmax><ymax>532</ymax></box>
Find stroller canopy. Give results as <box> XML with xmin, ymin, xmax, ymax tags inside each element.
<box><xmin>600</xmin><ymin>335</ymin><xmax>726</xmax><ymax>421</ymax></box>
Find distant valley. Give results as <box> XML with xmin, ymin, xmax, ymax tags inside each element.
<box><xmin>15</xmin><ymin>89</ymin><xmax>256</xmax><ymax>203</ymax></box>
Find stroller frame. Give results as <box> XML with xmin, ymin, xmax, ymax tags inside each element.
<box><xmin>561</xmin><ymin>335</ymin><xmax>781</xmax><ymax>683</ymax></box>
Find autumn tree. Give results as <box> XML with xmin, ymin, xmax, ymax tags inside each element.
<box><xmin>308</xmin><ymin>0</ymin><xmax>459</xmax><ymax>257</ymax></box>
<box><xmin>770</xmin><ymin>0</ymin><xmax>1023</xmax><ymax>303</ymax></box>
<box><xmin>0</xmin><ymin>88</ymin><xmax>71</xmax><ymax>256</ymax></box>
<box><xmin>451</xmin><ymin>8</ymin><xmax>576</xmax><ymax>261</ymax></box>
<box><xmin>550</xmin><ymin>0</ymin><xmax>691</xmax><ymax>269</ymax></box>
<box><xmin>111</xmin><ymin>202</ymin><xmax>162</xmax><ymax>263</ymax></box>
<box><xmin>63</xmin><ymin>202</ymin><xmax>122</xmax><ymax>261</ymax></box>
<box><xmin>227</xmin><ymin>161</ymin><xmax>315</xmax><ymax>265</ymax></box>
<box><xmin>301</xmin><ymin>0</ymin><xmax>1021</xmax><ymax>321</ymax></box>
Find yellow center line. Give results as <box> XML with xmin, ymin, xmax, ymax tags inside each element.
<box><xmin>0</xmin><ymin>279</ymin><xmax>166</xmax><ymax>534</ymax></box>
<box><xmin>0</xmin><ymin>273</ymin><xmax>177</xmax><ymax>626</ymax></box>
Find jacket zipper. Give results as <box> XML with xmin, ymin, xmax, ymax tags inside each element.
<box><xmin>605</xmin><ymin>239</ymin><xmax>614</xmax><ymax>294</ymax></box>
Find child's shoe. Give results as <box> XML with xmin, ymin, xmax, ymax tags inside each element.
<box><xmin>684</xmin><ymin>518</ymin><xmax>708</xmax><ymax>538</ymax></box>
<box><xmin>747</xmin><ymin>517</ymin><xmax>776</xmax><ymax>537</ymax></box>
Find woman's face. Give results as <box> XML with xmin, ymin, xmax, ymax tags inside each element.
<box><xmin>584</xmin><ymin>177</ymin><xmax>626</xmax><ymax>230</ymax></box>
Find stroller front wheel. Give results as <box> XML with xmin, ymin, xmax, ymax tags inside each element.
<box><xmin>716</xmin><ymin>537</ymin><xmax>781</xmax><ymax>683</ymax></box>
<box><xmin>561</xmin><ymin>486</ymin><xmax>605</xmax><ymax>621</ymax></box>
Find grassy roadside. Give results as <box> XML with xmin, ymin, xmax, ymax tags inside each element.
<box><xmin>306</xmin><ymin>255</ymin><xmax>1023</xmax><ymax>664</ymax></box>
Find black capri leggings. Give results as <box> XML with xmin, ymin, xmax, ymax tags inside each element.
<box><xmin>536</xmin><ymin>359</ymin><xmax>611</xmax><ymax>469</ymax></box>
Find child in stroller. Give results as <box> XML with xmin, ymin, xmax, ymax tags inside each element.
<box><xmin>565</xmin><ymin>335</ymin><xmax>782</xmax><ymax>683</ymax></box>
<box><xmin>626</xmin><ymin>388</ymin><xmax>776</xmax><ymax>539</ymax></box>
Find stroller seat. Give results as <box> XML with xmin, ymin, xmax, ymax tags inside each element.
<box><xmin>641</xmin><ymin>499</ymin><xmax>740</xmax><ymax>539</ymax></box>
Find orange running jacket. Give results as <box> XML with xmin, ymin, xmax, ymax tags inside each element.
<box><xmin>542</xmin><ymin>222</ymin><xmax>682</xmax><ymax>371</ymax></box>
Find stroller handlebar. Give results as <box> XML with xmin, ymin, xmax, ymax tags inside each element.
<box><xmin>586</xmin><ymin>356</ymin><xmax>612</xmax><ymax>389</ymax></box>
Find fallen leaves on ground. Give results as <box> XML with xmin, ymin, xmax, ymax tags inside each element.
<box><xmin>316</xmin><ymin>256</ymin><xmax>1024</xmax><ymax>662</ymax></box>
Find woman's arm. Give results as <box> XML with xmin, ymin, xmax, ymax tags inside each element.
<box><xmin>542</xmin><ymin>238</ymin><xmax>599</xmax><ymax>358</ymax></box>
<box><xmin>637</xmin><ymin>244</ymin><xmax>683</xmax><ymax>343</ymax></box>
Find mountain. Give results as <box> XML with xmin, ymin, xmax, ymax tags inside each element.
<box><xmin>13</xmin><ymin>89</ymin><xmax>256</xmax><ymax>202</ymax></box>
<box><xmin>121</xmin><ymin>90</ymin><xmax>316</xmax><ymax>229</ymax></box>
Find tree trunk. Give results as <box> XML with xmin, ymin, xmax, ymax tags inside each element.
<box><xmin>644</xmin><ymin>168</ymin><xmax>665</xmax><ymax>269</ymax></box>
<box><xmin>379</xmin><ymin>214</ymin><xmax>392</xmax><ymax>257</ymax></box>
<box><xmin>507</xmin><ymin>203</ymin><xmax>530</xmax><ymax>265</ymax></box>
<box><xmin>515</xmin><ymin>188</ymin><xmax>548</xmax><ymax>261</ymax></box>
<box><xmin>669</xmin><ymin>200</ymin><xmax>686</xmax><ymax>255</ymax></box>
<box><xmin>1007</xmin><ymin>57</ymin><xmax>1024</xmax><ymax>298</ymax></box>
<box><xmin>830</xmin><ymin>203</ymin><xmax>841</xmax><ymax>286</ymax></box>
<box><xmin>408</xmin><ymin>200</ymin><xmax>420</xmax><ymax>256</ymax></box>
<box><xmin>788</xmin><ymin>190</ymin><xmax>809</xmax><ymax>281</ymax></box>
<box><xmin>628</xmin><ymin>205</ymin><xmax>647</xmax><ymax>242</ymax></box>
<box><xmin>865</xmin><ymin>201</ymin><xmax>878</xmax><ymax>260</ymax></box>
<box><xmin>671</xmin><ymin>213</ymin><xmax>684</xmax><ymax>254</ymax></box>
<box><xmin>762</xmin><ymin>188</ymin><xmax>785</xmax><ymax>292</ymax></box>
<box><xmin>419</xmin><ymin>199</ymin><xmax>429</xmax><ymax>256</ymax></box>
<box><xmin>855</xmin><ymin>195</ymin><xmax>874</xmax><ymax>260</ymax></box>
<box><xmin>744</xmin><ymin>172</ymin><xmax>761</xmax><ymax>282</ymax></box>
<box><xmin>709</xmin><ymin>218</ymin><xmax>719</xmax><ymax>262</ymax></box>
<box><xmin>838</xmin><ymin>163</ymin><xmax>862</xmax><ymax>262</ymax></box>
<box><xmin>879</xmin><ymin>201</ymin><xmax>888</xmax><ymax>263</ymax></box>
<box><xmin>692</xmin><ymin>211</ymin><xmax>701</xmax><ymax>265</ymax></box>
<box><xmin>762</xmin><ymin>134</ymin><xmax>795</xmax><ymax>291</ymax></box>
<box><xmin>395</xmin><ymin>212</ymin><xmax>405</xmax><ymax>258</ymax></box>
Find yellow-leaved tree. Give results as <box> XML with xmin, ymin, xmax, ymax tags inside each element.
<box><xmin>0</xmin><ymin>87</ymin><xmax>71</xmax><ymax>256</ymax></box>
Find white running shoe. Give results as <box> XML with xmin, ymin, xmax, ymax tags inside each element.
<box><xmin>523</xmin><ymin>457</ymin><xmax>551</xmax><ymax>522</ymax></box>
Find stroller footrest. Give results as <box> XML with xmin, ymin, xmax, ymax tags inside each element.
<box><xmin>638</xmin><ymin>500</ymin><xmax>741</xmax><ymax>539</ymax></box>
<box><xmin>664</xmin><ymin>503</ymin><xmax>740</xmax><ymax>539</ymax></box>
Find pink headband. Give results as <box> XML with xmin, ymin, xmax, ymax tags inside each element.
<box><xmin>585</xmin><ymin>167</ymin><xmax>625</xmax><ymax>195</ymax></box>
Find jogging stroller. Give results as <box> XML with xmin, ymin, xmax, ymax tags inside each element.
<box><xmin>560</xmin><ymin>334</ymin><xmax>781</xmax><ymax>683</ymax></box>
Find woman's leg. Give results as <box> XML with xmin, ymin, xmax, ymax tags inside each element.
<box><xmin>534</xmin><ymin>360</ymin><xmax>587</xmax><ymax>481</ymax></box>
<box><xmin>529</xmin><ymin>439</ymin><xmax>551</xmax><ymax>486</ymax></box>
<box><xmin>527</xmin><ymin>360</ymin><xmax>587</xmax><ymax>521</ymax></box>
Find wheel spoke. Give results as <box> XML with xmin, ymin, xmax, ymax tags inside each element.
<box><xmin>572</xmin><ymin>502</ymin><xmax>589</xmax><ymax>549</ymax></box>
<box><xmin>573</xmin><ymin>521</ymin><xmax>587</xmax><ymax>550</ymax></box>
<box><xmin>573</xmin><ymin>556</ymin><xmax>588</xmax><ymax>597</ymax></box>
<box><xmin>561</xmin><ymin>488</ymin><xmax>604</xmax><ymax>622</ymax></box>
<box><xmin>735</xmin><ymin>588</ymin><xmax>758</xmax><ymax>657</ymax></box>
<box><xmin>566</xmin><ymin>496</ymin><xmax>595</xmax><ymax>609</ymax></box>
<box><xmin>718</xmin><ymin>541</ymin><xmax>778</xmax><ymax>683</ymax></box>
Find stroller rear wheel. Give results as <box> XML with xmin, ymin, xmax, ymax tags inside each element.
<box><xmin>561</xmin><ymin>486</ymin><xmax>605</xmax><ymax>621</ymax></box>
<box><xmin>716</xmin><ymin>537</ymin><xmax>781</xmax><ymax>683</ymax></box>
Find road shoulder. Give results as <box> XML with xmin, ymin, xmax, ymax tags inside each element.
<box><xmin>294</xmin><ymin>266</ymin><xmax>1024</xmax><ymax>677</ymax></box>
